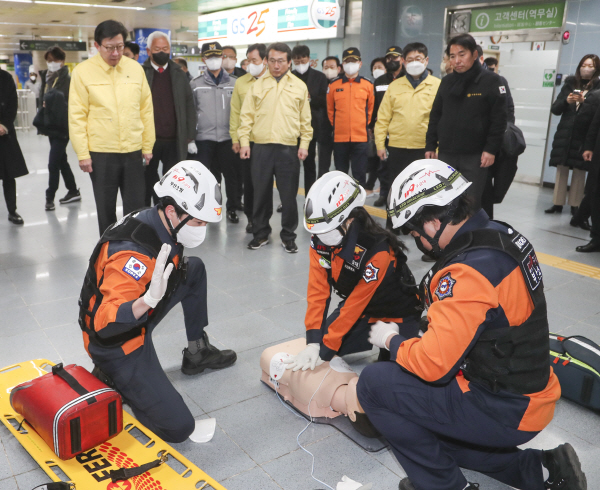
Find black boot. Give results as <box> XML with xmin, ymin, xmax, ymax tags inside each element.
<box><xmin>181</xmin><ymin>332</ymin><xmax>237</xmax><ymax>375</ymax></box>
<box><xmin>542</xmin><ymin>443</ymin><xmax>587</xmax><ymax>489</ymax></box>
<box><xmin>545</xmin><ymin>205</ymin><xmax>563</xmax><ymax>214</ymax></box>
<box><xmin>576</xmin><ymin>240</ymin><xmax>600</xmax><ymax>253</ymax></box>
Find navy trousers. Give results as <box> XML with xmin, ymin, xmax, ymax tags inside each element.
<box><xmin>333</xmin><ymin>142</ymin><xmax>369</xmax><ymax>187</ymax></box>
<box><xmin>357</xmin><ymin>362</ymin><xmax>545</xmax><ymax>490</ymax></box>
<box><xmin>91</xmin><ymin>257</ymin><xmax>208</xmax><ymax>443</ymax></box>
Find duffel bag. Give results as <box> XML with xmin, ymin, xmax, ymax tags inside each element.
<box><xmin>549</xmin><ymin>334</ymin><xmax>600</xmax><ymax>411</ymax></box>
<box><xmin>10</xmin><ymin>363</ymin><xmax>122</xmax><ymax>460</ymax></box>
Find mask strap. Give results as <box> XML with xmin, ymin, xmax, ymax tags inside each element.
<box><xmin>159</xmin><ymin>203</ymin><xmax>193</xmax><ymax>243</ymax></box>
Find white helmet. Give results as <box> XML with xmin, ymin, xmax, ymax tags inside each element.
<box><xmin>387</xmin><ymin>160</ymin><xmax>471</xmax><ymax>230</ymax></box>
<box><xmin>304</xmin><ymin>171</ymin><xmax>366</xmax><ymax>234</ymax></box>
<box><xmin>154</xmin><ymin>160</ymin><xmax>223</xmax><ymax>223</ymax></box>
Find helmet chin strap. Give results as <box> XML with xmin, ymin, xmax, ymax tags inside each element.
<box><xmin>407</xmin><ymin>203</ymin><xmax>458</xmax><ymax>259</ymax></box>
<box><xmin>158</xmin><ymin>203</ymin><xmax>193</xmax><ymax>244</ymax></box>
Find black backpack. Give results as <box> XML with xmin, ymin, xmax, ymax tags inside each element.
<box><xmin>549</xmin><ymin>334</ymin><xmax>600</xmax><ymax>411</ymax></box>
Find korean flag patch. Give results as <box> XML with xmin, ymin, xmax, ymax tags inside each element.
<box><xmin>123</xmin><ymin>256</ymin><xmax>148</xmax><ymax>281</ymax></box>
<box><xmin>363</xmin><ymin>264</ymin><xmax>379</xmax><ymax>283</ymax></box>
<box><xmin>435</xmin><ymin>273</ymin><xmax>456</xmax><ymax>301</ymax></box>
<box><xmin>499</xmin><ymin>86</ymin><xmax>507</xmax><ymax>94</ymax></box>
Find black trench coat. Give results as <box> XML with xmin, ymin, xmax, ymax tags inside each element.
<box><xmin>0</xmin><ymin>69</ymin><xmax>28</xmax><ymax>180</ymax></box>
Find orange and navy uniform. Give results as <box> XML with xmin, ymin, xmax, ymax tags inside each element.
<box><xmin>327</xmin><ymin>74</ymin><xmax>375</xmax><ymax>143</ymax></box>
<box><xmin>389</xmin><ymin>210</ymin><xmax>561</xmax><ymax>433</ymax></box>
<box><xmin>306</xmin><ymin>224</ymin><xmax>420</xmax><ymax>361</ymax></box>
<box><xmin>81</xmin><ymin>207</ymin><xmax>180</xmax><ymax>359</ymax></box>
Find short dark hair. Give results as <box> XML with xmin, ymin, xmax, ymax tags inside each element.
<box><xmin>475</xmin><ymin>45</ymin><xmax>483</xmax><ymax>57</ymax></box>
<box><xmin>267</xmin><ymin>42</ymin><xmax>292</xmax><ymax>62</ymax></box>
<box><xmin>159</xmin><ymin>196</ymin><xmax>186</xmax><ymax>218</ymax></box>
<box><xmin>94</xmin><ymin>20</ymin><xmax>128</xmax><ymax>45</ymax></box>
<box><xmin>247</xmin><ymin>43</ymin><xmax>267</xmax><ymax>59</ymax></box>
<box><xmin>484</xmin><ymin>57</ymin><xmax>498</xmax><ymax>66</ymax></box>
<box><xmin>323</xmin><ymin>56</ymin><xmax>340</xmax><ymax>67</ymax></box>
<box><xmin>402</xmin><ymin>42</ymin><xmax>428</xmax><ymax>59</ymax></box>
<box><xmin>173</xmin><ymin>57</ymin><xmax>188</xmax><ymax>68</ymax></box>
<box><xmin>124</xmin><ymin>42</ymin><xmax>139</xmax><ymax>56</ymax></box>
<box><xmin>44</xmin><ymin>46</ymin><xmax>65</xmax><ymax>61</ymax></box>
<box><xmin>410</xmin><ymin>194</ymin><xmax>475</xmax><ymax>230</ymax></box>
<box><xmin>446</xmin><ymin>34</ymin><xmax>478</xmax><ymax>56</ymax></box>
<box><xmin>370</xmin><ymin>57</ymin><xmax>385</xmax><ymax>72</ymax></box>
<box><xmin>292</xmin><ymin>45</ymin><xmax>310</xmax><ymax>59</ymax></box>
<box><xmin>222</xmin><ymin>45</ymin><xmax>237</xmax><ymax>55</ymax></box>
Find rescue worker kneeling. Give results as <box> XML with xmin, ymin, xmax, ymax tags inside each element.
<box><xmin>284</xmin><ymin>171</ymin><xmax>421</xmax><ymax>372</ymax></box>
<box><xmin>78</xmin><ymin>161</ymin><xmax>237</xmax><ymax>443</ymax></box>
<box><xmin>357</xmin><ymin>161</ymin><xmax>586</xmax><ymax>490</ymax></box>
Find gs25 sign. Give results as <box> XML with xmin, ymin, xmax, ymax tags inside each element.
<box><xmin>231</xmin><ymin>8</ymin><xmax>270</xmax><ymax>37</ymax></box>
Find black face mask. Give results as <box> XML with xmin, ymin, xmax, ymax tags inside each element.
<box><xmin>152</xmin><ymin>52</ymin><xmax>170</xmax><ymax>66</ymax></box>
<box><xmin>386</xmin><ymin>60</ymin><xmax>400</xmax><ymax>72</ymax></box>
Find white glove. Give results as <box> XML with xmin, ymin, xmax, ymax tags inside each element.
<box><xmin>337</xmin><ymin>476</ymin><xmax>364</xmax><ymax>490</ymax></box>
<box><xmin>187</xmin><ymin>141</ymin><xmax>198</xmax><ymax>154</ymax></box>
<box><xmin>368</xmin><ymin>321</ymin><xmax>399</xmax><ymax>350</ymax></box>
<box><xmin>283</xmin><ymin>343</ymin><xmax>324</xmax><ymax>371</ymax></box>
<box><xmin>143</xmin><ymin>244</ymin><xmax>174</xmax><ymax>308</ymax></box>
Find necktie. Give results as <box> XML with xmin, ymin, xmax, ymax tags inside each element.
<box><xmin>158</xmin><ymin>67</ymin><xmax>164</xmax><ymax>74</ymax></box>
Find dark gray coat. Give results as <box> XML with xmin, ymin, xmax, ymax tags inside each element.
<box><xmin>0</xmin><ymin>69</ymin><xmax>28</xmax><ymax>180</ymax></box>
<box><xmin>143</xmin><ymin>59</ymin><xmax>196</xmax><ymax>161</ymax></box>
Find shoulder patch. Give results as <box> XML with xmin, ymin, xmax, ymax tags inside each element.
<box><xmin>122</xmin><ymin>256</ymin><xmax>148</xmax><ymax>281</ymax></box>
<box><xmin>522</xmin><ymin>251</ymin><xmax>543</xmax><ymax>290</ymax></box>
<box><xmin>363</xmin><ymin>264</ymin><xmax>379</xmax><ymax>283</ymax></box>
<box><xmin>434</xmin><ymin>272</ymin><xmax>456</xmax><ymax>301</ymax></box>
<box><xmin>351</xmin><ymin>245</ymin><xmax>366</xmax><ymax>268</ymax></box>
<box><xmin>499</xmin><ymin>86</ymin><xmax>506</xmax><ymax>94</ymax></box>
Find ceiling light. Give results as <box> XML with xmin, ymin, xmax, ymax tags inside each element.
<box><xmin>41</xmin><ymin>35</ymin><xmax>73</xmax><ymax>39</ymax></box>
<box><xmin>38</xmin><ymin>23</ymin><xmax>96</xmax><ymax>27</ymax></box>
<box><xmin>35</xmin><ymin>0</ymin><xmax>145</xmax><ymax>9</ymax></box>
<box><xmin>0</xmin><ymin>21</ymin><xmax>36</xmax><ymax>26</ymax></box>
<box><xmin>0</xmin><ymin>0</ymin><xmax>33</xmax><ymax>3</ymax></box>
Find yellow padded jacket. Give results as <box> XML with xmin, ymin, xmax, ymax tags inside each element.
<box><xmin>69</xmin><ymin>54</ymin><xmax>155</xmax><ymax>160</ymax></box>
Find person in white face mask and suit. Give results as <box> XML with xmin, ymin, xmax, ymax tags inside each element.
<box><xmin>374</xmin><ymin>42</ymin><xmax>441</xmax><ymax>235</ymax></box>
<box><xmin>291</xmin><ymin>45</ymin><xmax>329</xmax><ymax>195</ymax></box>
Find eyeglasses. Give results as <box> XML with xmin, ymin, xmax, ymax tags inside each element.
<box><xmin>269</xmin><ymin>58</ymin><xmax>288</xmax><ymax>65</ymax></box>
<box><xmin>223</xmin><ymin>54</ymin><xmax>236</xmax><ymax>59</ymax></box>
<box><xmin>101</xmin><ymin>44</ymin><xmax>125</xmax><ymax>53</ymax></box>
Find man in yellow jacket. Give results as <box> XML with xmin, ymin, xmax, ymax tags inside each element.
<box><xmin>69</xmin><ymin>20</ymin><xmax>155</xmax><ymax>235</ymax></box>
<box><xmin>375</xmin><ymin>42</ymin><xmax>440</xmax><ymax>191</ymax></box>
<box><xmin>238</xmin><ymin>42</ymin><xmax>312</xmax><ymax>253</ymax></box>
<box><xmin>229</xmin><ymin>43</ymin><xmax>267</xmax><ymax>233</ymax></box>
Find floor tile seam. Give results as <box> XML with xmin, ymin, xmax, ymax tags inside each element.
<box><xmin>222</xmin><ymin>335</ymin><xmax>301</xmax><ymax>355</ymax></box>
<box><xmin>205</xmin><ymin>392</ymin><xmax>267</xmax><ymax>414</ymax></box>
<box><xmin>219</xmin><ymin>466</ymin><xmax>284</xmax><ymax>489</ymax></box>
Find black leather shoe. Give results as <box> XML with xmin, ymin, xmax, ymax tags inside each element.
<box><xmin>576</xmin><ymin>241</ymin><xmax>600</xmax><ymax>253</ymax></box>
<box><xmin>8</xmin><ymin>212</ymin><xmax>24</xmax><ymax>225</ymax></box>
<box><xmin>277</xmin><ymin>204</ymin><xmax>283</xmax><ymax>213</ymax></box>
<box><xmin>181</xmin><ymin>333</ymin><xmax>237</xmax><ymax>375</ymax></box>
<box><xmin>545</xmin><ymin>205</ymin><xmax>563</xmax><ymax>214</ymax></box>
<box><xmin>399</xmin><ymin>479</ymin><xmax>479</xmax><ymax>490</ymax></box>
<box><xmin>373</xmin><ymin>196</ymin><xmax>386</xmax><ymax>207</ymax></box>
<box><xmin>226</xmin><ymin>210</ymin><xmax>239</xmax><ymax>223</ymax></box>
<box><xmin>246</xmin><ymin>221</ymin><xmax>253</xmax><ymax>233</ymax></box>
<box><xmin>570</xmin><ymin>217</ymin><xmax>591</xmax><ymax>231</ymax></box>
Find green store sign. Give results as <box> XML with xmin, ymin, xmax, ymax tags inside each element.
<box><xmin>470</xmin><ymin>2</ymin><xmax>565</xmax><ymax>33</ymax></box>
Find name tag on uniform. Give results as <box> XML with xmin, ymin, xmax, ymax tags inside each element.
<box><xmin>376</xmin><ymin>85</ymin><xmax>389</xmax><ymax>92</ymax></box>
<box><xmin>336</xmin><ymin>88</ymin><xmax>344</xmax><ymax>92</ymax></box>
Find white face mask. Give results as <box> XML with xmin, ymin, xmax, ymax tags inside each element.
<box><xmin>222</xmin><ymin>58</ymin><xmax>236</xmax><ymax>70</ymax></box>
<box><xmin>580</xmin><ymin>66</ymin><xmax>595</xmax><ymax>79</ymax></box>
<box><xmin>172</xmin><ymin>220</ymin><xmax>207</xmax><ymax>248</ymax></box>
<box><xmin>205</xmin><ymin>58</ymin><xmax>222</xmax><ymax>71</ymax></box>
<box><xmin>406</xmin><ymin>61</ymin><xmax>426</xmax><ymax>77</ymax></box>
<box><xmin>47</xmin><ymin>61</ymin><xmax>61</xmax><ymax>72</ymax></box>
<box><xmin>248</xmin><ymin>61</ymin><xmax>265</xmax><ymax>77</ymax></box>
<box><xmin>372</xmin><ymin>68</ymin><xmax>385</xmax><ymax>80</ymax></box>
<box><xmin>318</xmin><ymin>229</ymin><xmax>344</xmax><ymax>247</ymax></box>
<box><xmin>343</xmin><ymin>62</ymin><xmax>360</xmax><ymax>77</ymax></box>
<box><xmin>294</xmin><ymin>62</ymin><xmax>310</xmax><ymax>74</ymax></box>
<box><xmin>324</xmin><ymin>68</ymin><xmax>338</xmax><ymax>80</ymax></box>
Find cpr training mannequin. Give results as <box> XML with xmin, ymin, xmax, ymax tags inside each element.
<box><xmin>260</xmin><ymin>338</ymin><xmax>379</xmax><ymax>437</ymax></box>
<box><xmin>284</xmin><ymin>171</ymin><xmax>421</xmax><ymax>373</ymax></box>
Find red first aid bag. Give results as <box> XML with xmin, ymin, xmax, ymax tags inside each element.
<box><xmin>10</xmin><ymin>363</ymin><xmax>122</xmax><ymax>460</ymax></box>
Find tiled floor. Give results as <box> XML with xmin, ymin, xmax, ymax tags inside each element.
<box><xmin>1</xmin><ymin>131</ymin><xmax>600</xmax><ymax>490</ymax></box>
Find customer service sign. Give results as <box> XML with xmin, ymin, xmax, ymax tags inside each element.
<box><xmin>198</xmin><ymin>0</ymin><xmax>341</xmax><ymax>44</ymax></box>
